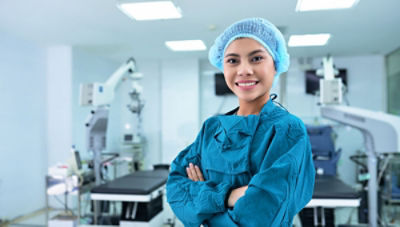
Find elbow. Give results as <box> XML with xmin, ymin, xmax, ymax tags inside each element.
<box><xmin>166</xmin><ymin>185</ymin><xmax>203</xmax><ymax>226</ymax></box>
<box><xmin>168</xmin><ymin>201</ymin><xmax>203</xmax><ymax>227</ymax></box>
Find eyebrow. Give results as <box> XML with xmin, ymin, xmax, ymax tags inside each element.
<box><xmin>224</xmin><ymin>49</ymin><xmax>267</xmax><ymax>58</ymax></box>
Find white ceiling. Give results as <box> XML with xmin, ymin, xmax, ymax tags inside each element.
<box><xmin>1</xmin><ymin>0</ymin><xmax>399</xmax><ymax>62</ymax></box>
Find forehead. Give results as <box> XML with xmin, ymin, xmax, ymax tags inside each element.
<box><xmin>225</xmin><ymin>37</ymin><xmax>267</xmax><ymax>54</ymax></box>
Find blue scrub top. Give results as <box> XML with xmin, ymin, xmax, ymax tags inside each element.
<box><xmin>166</xmin><ymin>100</ymin><xmax>315</xmax><ymax>226</ymax></box>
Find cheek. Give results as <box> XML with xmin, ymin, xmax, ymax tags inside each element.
<box><xmin>223</xmin><ymin>70</ymin><xmax>234</xmax><ymax>83</ymax></box>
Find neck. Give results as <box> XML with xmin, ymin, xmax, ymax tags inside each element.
<box><xmin>237</xmin><ymin>94</ymin><xmax>270</xmax><ymax>116</ymax></box>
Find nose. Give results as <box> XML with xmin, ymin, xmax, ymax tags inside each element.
<box><xmin>237</xmin><ymin>61</ymin><xmax>253</xmax><ymax>76</ymax></box>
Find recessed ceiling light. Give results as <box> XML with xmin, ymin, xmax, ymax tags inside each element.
<box><xmin>117</xmin><ymin>1</ymin><xmax>182</xmax><ymax>21</ymax></box>
<box><xmin>296</xmin><ymin>0</ymin><xmax>359</xmax><ymax>12</ymax></box>
<box><xmin>288</xmin><ymin>34</ymin><xmax>331</xmax><ymax>47</ymax></box>
<box><xmin>165</xmin><ymin>40</ymin><xmax>207</xmax><ymax>51</ymax></box>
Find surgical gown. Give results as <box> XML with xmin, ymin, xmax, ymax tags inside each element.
<box><xmin>166</xmin><ymin>100</ymin><xmax>315</xmax><ymax>226</ymax></box>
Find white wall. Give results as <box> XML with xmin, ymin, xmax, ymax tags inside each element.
<box><xmin>46</xmin><ymin>46</ymin><xmax>73</xmax><ymax>166</ymax></box>
<box><xmin>160</xmin><ymin>59</ymin><xmax>200</xmax><ymax>163</ymax></box>
<box><xmin>0</xmin><ymin>32</ymin><xmax>47</xmax><ymax>219</ymax></box>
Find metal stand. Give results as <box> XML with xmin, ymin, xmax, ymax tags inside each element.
<box><xmin>364</xmin><ymin>132</ymin><xmax>378</xmax><ymax>227</ymax></box>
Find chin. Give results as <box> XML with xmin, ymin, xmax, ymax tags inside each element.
<box><xmin>237</xmin><ymin>95</ymin><xmax>259</xmax><ymax>103</ymax></box>
<box><xmin>237</xmin><ymin>92</ymin><xmax>269</xmax><ymax>103</ymax></box>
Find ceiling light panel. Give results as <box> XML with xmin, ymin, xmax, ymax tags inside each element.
<box><xmin>117</xmin><ymin>1</ymin><xmax>182</xmax><ymax>21</ymax></box>
<box><xmin>296</xmin><ymin>0</ymin><xmax>359</xmax><ymax>12</ymax></box>
<box><xmin>165</xmin><ymin>40</ymin><xmax>207</xmax><ymax>51</ymax></box>
<box><xmin>288</xmin><ymin>34</ymin><xmax>331</xmax><ymax>47</ymax></box>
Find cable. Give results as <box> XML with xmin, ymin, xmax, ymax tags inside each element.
<box><xmin>349</xmin><ymin>154</ymin><xmax>368</xmax><ymax>171</ymax></box>
<box><xmin>53</xmin><ymin>195</ymin><xmax>75</xmax><ymax>215</ymax></box>
<box><xmin>378</xmin><ymin>154</ymin><xmax>393</xmax><ymax>186</ymax></box>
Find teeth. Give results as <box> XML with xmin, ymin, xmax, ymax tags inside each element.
<box><xmin>237</xmin><ymin>82</ymin><xmax>256</xmax><ymax>87</ymax></box>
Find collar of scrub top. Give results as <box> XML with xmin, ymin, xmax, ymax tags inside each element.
<box><xmin>214</xmin><ymin>97</ymin><xmax>282</xmax><ymax>151</ymax></box>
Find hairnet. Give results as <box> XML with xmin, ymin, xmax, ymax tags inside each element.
<box><xmin>208</xmin><ymin>18</ymin><xmax>290</xmax><ymax>85</ymax></box>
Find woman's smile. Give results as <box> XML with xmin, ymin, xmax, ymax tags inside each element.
<box><xmin>235</xmin><ymin>80</ymin><xmax>259</xmax><ymax>90</ymax></box>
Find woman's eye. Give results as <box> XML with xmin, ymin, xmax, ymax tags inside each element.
<box><xmin>252</xmin><ymin>56</ymin><xmax>264</xmax><ymax>62</ymax></box>
<box><xmin>226</xmin><ymin>58</ymin><xmax>238</xmax><ymax>64</ymax></box>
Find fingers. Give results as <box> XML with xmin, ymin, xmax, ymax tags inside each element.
<box><xmin>189</xmin><ymin>163</ymin><xmax>199</xmax><ymax>181</ymax></box>
<box><xmin>195</xmin><ymin>165</ymin><xmax>205</xmax><ymax>181</ymax></box>
<box><xmin>186</xmin><ymin>163</ymin><xmax>204</xmax><ymax>182</ymax></box>
<box><xmin>186</xmin><ymin>166</ymin><xmax>193</xmax><ymax>180</ymax></box>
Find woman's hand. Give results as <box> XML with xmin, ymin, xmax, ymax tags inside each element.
<box><xmin>186</xmin><ymin>162</ymin><xmax>247</xmax><ymax>207</ymax></box>
<box><xmin>186</xmin><ymin>163</ymin><xmax>204</xmax><ymax>182</ymax></box>
<box><xmin>227</xmin><ymin>185</ymin><xmax>248</xmax><ymax>208</ymax></box>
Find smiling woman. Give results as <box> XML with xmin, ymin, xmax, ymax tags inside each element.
<box><xmin>166</xmin><ymin>18</ymin><xmax>315</xmax><ymax>227</ymax></box>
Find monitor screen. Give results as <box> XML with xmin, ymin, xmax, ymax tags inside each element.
<box><xmin>215</xmin><ymin>73</ymin><xmax>233</xmax><ymax>96</ymax></box>
<box><xmin>305</xmin><ymin>69</ymin><xmax>347</xmax><ymax>95</ymax></box>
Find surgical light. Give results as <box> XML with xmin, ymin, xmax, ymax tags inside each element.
<box><xmin>165</xmin><ymin>40</ymin><xmax>207</xmax><ymax>51</ymax></box>
<box><xmin>117</xmin><ymin>1</ymin><xmax>182</xmax><ymax>21</ymax></box>
<box><xmin>296</xmin><ymin>0</ymin><xmax>359</xmax><ymax>12</ymax></box>
<box><xmin>288</xmin><ymin>34</ymin><xmax>331</xmax><ymax>47</ymax></box>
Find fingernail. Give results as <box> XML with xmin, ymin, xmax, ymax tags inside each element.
<box><xmin>189</xmin><ymin>163</ymin><xmax>193</xmax><ymax>167</ymax></box>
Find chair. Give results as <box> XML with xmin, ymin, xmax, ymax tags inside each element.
<box><xmin>306</xmin><ymin>125</ymin><xmax>342</xmax><ymax>176</ymax></box>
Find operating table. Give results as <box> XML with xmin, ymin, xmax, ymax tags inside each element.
<box><xmin>90</xmin><ymin>169</ymin><xmax>169</xmax><ymax>227</ymax></box>
<box><xmin>303</xmin><ymin>175</ymin><xmax>360</xmax><ymax>226</ymax></box>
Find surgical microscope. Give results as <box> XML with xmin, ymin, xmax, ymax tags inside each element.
<box><xmin>80</xmin><ymin>57</ymin><xmax>144</xmax><ymax>185</ymax></box>
<box><xmin>318</xmin><ymin>56</ymin><xmax>400</xmax><ymax>227</ymax></box>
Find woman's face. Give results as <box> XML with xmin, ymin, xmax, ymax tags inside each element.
<box><xmin>223</xmin><ymin>38</ymin><xmax>276</xmax><ymax>105</ymax></box>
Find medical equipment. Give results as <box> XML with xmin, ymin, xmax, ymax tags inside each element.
<box><xmin>318</xmin><ymin>55</ymin><xmax>400</xmax><ymax>227</ymax></box>
<box><xmin>382</xmin><ymin>154</ymin><xmax>400</xmax><ymax>218</ymax></box>
<box><xmin>321</xmin><ymin>106</ymin><xmax>400</xmax><ymax>227</ymax></box>
<box><xmin>80</xmin><ymin>57</ymin><xmax>144</xmax><ymax>185</ymax></box>
<box><xmin>80</xmin><ymin>58</ymin><xmax>143</xmax><ymax>107</ymax></box>
<box><xmin>316</xmin><ymin>55</ymin><xmax>343</xmax><ymax>104</ymax></box>
<box><xmin>79</xmin><ymin>57</ymin><xmax>147</xmax><ymax>225</ymax></box>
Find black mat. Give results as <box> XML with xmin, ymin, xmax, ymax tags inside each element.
<box><xmin>91</xmin><ymin>170</ymin><xmax>169</xmax><ymax>195</ymax></box>
<box><xmin>313</xmin><ymin>175</ymin><xmax>360</xmax><ymax>199</ymax></box>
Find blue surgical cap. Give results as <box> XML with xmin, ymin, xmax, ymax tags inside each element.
<box><xmin>208</xmin><ymin>18</ymin><xmax>290</xmax><ymax>85</ymax></box>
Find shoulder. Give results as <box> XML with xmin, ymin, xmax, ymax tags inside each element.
<box><xmin>199</xmin><ymin>115</ymin><xmax>221</xmax><ymax>135</ymax></box>
<box><xmin>267</xmin><ymin>105</ymin><xmax>307</xmax><ymax>141</ymax></box>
